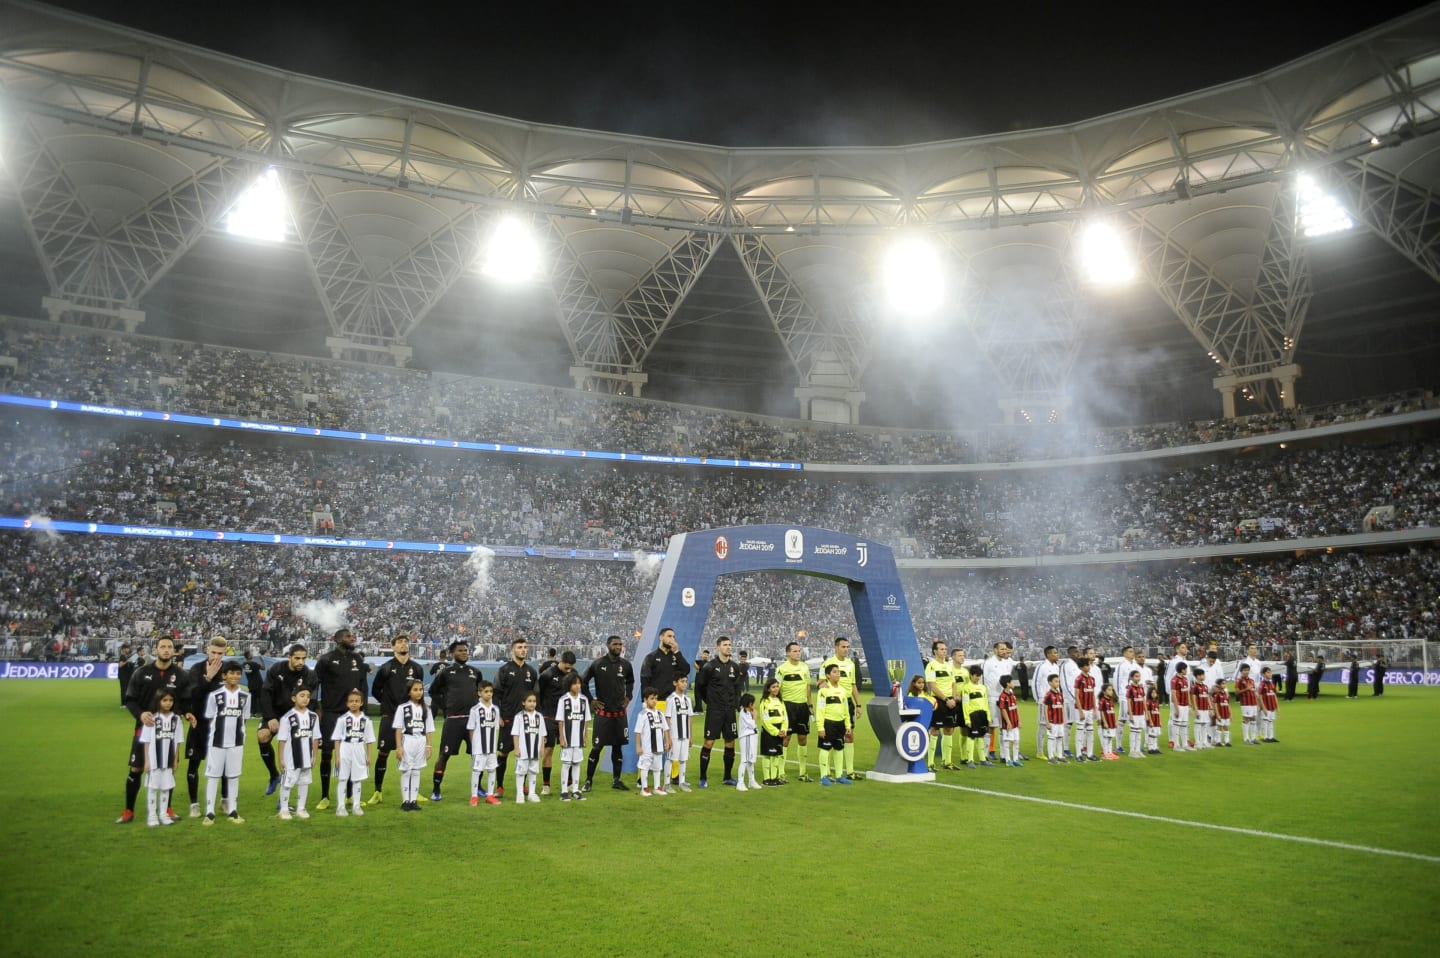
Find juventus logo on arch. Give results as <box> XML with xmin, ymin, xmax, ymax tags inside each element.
<box><xmin>856</xmin><ymin>543</ymin><xmax>868</xmax><ymax>567</ymax></box>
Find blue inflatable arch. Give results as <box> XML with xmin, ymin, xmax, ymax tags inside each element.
<box><xmin>624</xmin><ymin>525</ymin><xmax>923</xmax><ymax>768</ymax></box>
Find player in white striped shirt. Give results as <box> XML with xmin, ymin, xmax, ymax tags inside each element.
<box><xmin>665</xmin><ymin>676</ymin><xmax>695</xmax><ymax>792</ymax></box>
<box><xmin>202</xmin><ymin>661</ymin><xmax>251</xmax><ymax>825</ymax></box>
<box><xmin>276</xmin><ymin>688</ymin><xmax>320</xmax><ymax>820</ymax></box>
<box><xmin>555</xmin><ymin>673</ymin><xmax>591</xmax><ymax>802</ymax></box>
<box><xmin>393</xmin><ymin>679</ymin><xmax>434</xmax><ymax>812</ymax></box>
<box><xmin>633</xmin><ymin>688</ymin><xmax>671</xmax><ymax>797</ymax></box>
<box><xmin>140</xmin><ymin>689</ymin><xmax>183</xmax><ymax>827</ymax></box>
<box><xmin>467</xmin><ymin>682</ymin><xmax>501</xmax><ymax>806</ymax></box>
<box><xmin>510</xmin><ymin>692</ymin><xmax>545</xmax><ymax>804</ymax></box>
<box><xmin>329</xmin><ymin>690</ymin><xmax>374</xmax><ymax>817</ymax></box>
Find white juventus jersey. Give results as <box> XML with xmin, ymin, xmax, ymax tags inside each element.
<box><xmin>277</xmin><ymin>708</ymin><xmax>320</xmax><ymax>769</ymax></box>
<box><xmin>665</xmin><ymin>692</ymin><xmax>694</xmax><ymax>742</ymax></box>
<box><xmin>393</xmin><ymin>702</ymin><xmax>434</xmax><ymax>738</ymax></box>
<box><xmin>634</xmin><ymin>706</ymin><xmax>667</xmax><ymax>756</ymax></box>
<box><xmin>330</xmin><ymin>711</ymin><xmax>375</xmax><ymax>747</ymax></box>
<box><xmin>510</xmin><ymin>710</ymin><xmax>544</xmax><ymax>760</ymax></box>
<box><xmin>141</xmin><ymin>712</ymin><xmax>183</xmax><ymax>770</ymax></box>
<box><xmin>555</xmin><ymin>693</ymin><xmax>591</xmax><ymax>747</ymax></box>
<box><xmin>204</xmin><ymin>688</ymin><xmax>251</xmax><ymax>748</ymax></box>
<box><xmin>467</xmin><ymin>702</ymin><xmax>500</xmax><ymax>756</ymax></box>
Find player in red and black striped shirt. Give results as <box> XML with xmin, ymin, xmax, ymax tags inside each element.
<box><xmin>1042</xmin><ymin>674</ymin><xmax>1067</xmax><ymax>763</ymax></box>
<box><xmin>1236</xmin><ymin>664</ymin><xmax>1260</xmax><ymax>744</ymax></box>
<box><xmin>1259</xmin><ymin>667</ymin><xmax>1281</xmax><ymax>743</ymax></box>
<box><xmin>1124</xmin><ymin>672</ymin><xmax>1147</xmax><ymax>757</ymax></box>
<box><xmin>997</xmin><ymin>675</ymin><xmax>1022</xmax><ymax>767</ymax></box>
<box><xmin>1169</xmin><ymin>662</ymin><xmax>1192</xmax><ymax>751</ymax></box>
<box><xmin>1073</xmin><ymin>660</ymin><xmax>1099</xmax><ymax>761</ymax></box>
<box><xmin>1097</xmin><ymin>685</ymin><xmax>1120</xmax><ymax>759</ymax></box>
<box><xmin>1191</xmin><ymin>669</ymin><xmax>1213</xmax><ymax>749</ymax></box>
<box><xmin>1144</xmin><ymin>685</ymin><xmax>1163</xmax><ymax>753</ymax></box>
<box><xmin>1212</xmin><ymin>677</ymin><xmax>1233</xmax><ymax>747</ymax></box>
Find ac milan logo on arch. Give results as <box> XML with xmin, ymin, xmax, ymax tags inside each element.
<box><xmin>714</xmin><ymin>536</ymin><xmax>729</xmax><ymax>560</ymax></box>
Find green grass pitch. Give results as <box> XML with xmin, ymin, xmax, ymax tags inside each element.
<box><xmin>2</xmin><ymin>681</ymin><xmax>1437</xmax><ymax>957</ymax></box>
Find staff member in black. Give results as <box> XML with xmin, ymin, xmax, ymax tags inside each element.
<box><xmin>314</xmin><ymin>627</ymin><xmax>370</xmax><ymax>810</ymax></box>
<box><xmin>428</xmin><ymin>640</ymin><xmax>485</xmax><ymax>802</ymax></box>
<box><xmin>494</xmin><ymin>637</ymin><xmax>539</xmax><ymax>799</ymax></box>
<box><xmin>1373</xmin><ymin>654</ymin><xmax>1387</xmax><ymax>696</ymax></box>
<box><xmin>115</xmin><ymin>636</ymin><xmax>194</xmax><ymax>823</ymax></box>
<box><xmin>184</xmin><ymin>635</ymin><xmax>231</xmax><ymax>817</ymax></box>
<box><xmin>582</xmin><ymin>634</ymin><xmax>634</xmax><ymax>791</ymax></box>
<box><xmin>640</xmin><ymin>627</ymin><xmax>690</xmax><ymax>785</ymax></box>
<box><xmin>367</xmin><ymin>632</ymin><xmax>425</xmax><ymax>805</ymax></box>
<box><xmin>1283</xmin><ymin>650</ymin><xmax>1299</xmax><ymax>701</ymax></box>
<box><xmin>694</xmin><ymin>635</ymin><xmax>745</xmax><ymax>788</ymax></box>
<box><xmin>242</xmin><ymin>648</ymin><xmax>265</xmax><ymax>698</ymax></box>
<box><xmin>116</xmin><ymin>642</ymin><xmax>135</xmax><ymax>706</ymax></box>
<box><xmin>537</xmin><ymin>650</ymin><xmax>577</xmax><ymax>796</ymax></box>
<box><xmin>258</xmin><ymin>643</ymin><xmax>319</xmax><ymax>796</ymax></box>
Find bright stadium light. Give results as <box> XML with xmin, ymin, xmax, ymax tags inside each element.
<box><xmin>1079</xmin><ymin>220</ymin><xmax>1135</xmax><ymax>285</ymax></box>
<box><xmin>225</xmin><ymin>167</ymin><xmax>289</xmax><ymax>243</ymax></box>
<box><xmin>881</xmin><ymin>235</ymin><xmax>945</xmax><ymax>316</ymax></box>
<box><xmin>480</xmin><ymin>216</ymin><xmax>542</xmax><ymax>283</ymax></box>
<box><xmin>1296</xmin><ymin>174</ymin><xmax>1353</xmax><ymax>237</ymax></box>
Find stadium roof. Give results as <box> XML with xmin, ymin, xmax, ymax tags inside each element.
<box><xmin>1</xmin><ymin>0</ymin><xmax>1438</xmax><ymax>427</ymax></box>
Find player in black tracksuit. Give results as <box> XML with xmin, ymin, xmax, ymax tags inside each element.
<box><xmin>116</xmin><ymin>636</ymin><xmax>193</xmax><ymax>823</ymax></box>
<box><xmin>184</xmin><ymin>637</ymin><xmax>231</xmax><ymax>813</ymax></box>
<box><xmin>428</xmin><ymin>640</ymin><xmax>485</xmax><ymax>801</ymax></box>
<box><xmin>258</xmin><ymin>644</ymin><xmax>319</xmax><ymax>791</ymax></box>
<box><xmin>537</xmin><ymin>651</ymin><xmax>577</xmax><ymax>794</ymax></box>
<box><xmin>314</xmin><ymin>627</ymin><xmax>371</xmax><ymax>807</ymax></box>
<box><xmin>493</xmin><ymin>638</ymin><xmax>540</xmax><ymax>797</ymax></box>
<box><xmin>694</xmin><ymin>636</ymin><xmax>746</xmax><ymax>786</ymax></box>
<box><xmin>582</xmin><ymin>634</ymin><xmax>635</xmax><ymax>791</ymax></box>
<box><xmin>368</xmin><ymin>632</ymin><xmax>426</xmax><ymax>803</ymax></box>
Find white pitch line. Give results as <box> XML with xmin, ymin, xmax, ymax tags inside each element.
<box><xmin>928</xmin><ymin>781</ymin><xmax>1440</xmax><ymax>864</ymax></box>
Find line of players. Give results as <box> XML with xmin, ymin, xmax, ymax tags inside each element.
<box><xmin>117</xmin><ymin>626</ymin><xmax>878</xmax><ymax>824</ymax></box>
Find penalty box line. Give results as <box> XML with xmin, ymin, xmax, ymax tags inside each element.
<box><xmin>928</xmin><ymin>781</ymin><xmax>1440</xmax><ymax>864</ymax></box>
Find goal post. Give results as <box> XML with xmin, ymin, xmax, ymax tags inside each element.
<box><xmin>1294</xmin><ymin>639</ymin><xmax>1435</xmax><ymax>686</ymax></box>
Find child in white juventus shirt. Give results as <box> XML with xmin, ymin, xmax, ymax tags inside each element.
<box><xmin>555</xmin><ymin>673</ymin><xmax>591</xmax><ymax>802</ymax></box>
<box><xmin>277</xmin><ymin>688</ymin><xmax>320</xmax><ymax>820</ymax></box>
<box><xmin>666</xmin><ymin>676</ymin><xmax>695</xmax><ymax>792</ymax></box>
<box><xmin>510</xmin><ymin>692</ymin><xmax>545</xmax><ymax>804</ymax></box>
<box><xmin>633</xmin><ymin>688</ymin><xmax>671</xmax><ymax>797</ymax></box>
<box><xmin>467</xmin><ymin>682</ymin><xmax>501</xmax><ymax>806</ymax></box>
<box><xmin>394</xmin><ymin>679</ymin><xmax>434</xmax><ymax>812</ymax></box>
<box><xmin>736</xmin><ymin>694</ymin><xmax>761</xmax><ymax>792</ymax></box>
<box><xmin>140</xmin><ymin>690</ymin><xmax>183</xmax><ymax>827</ymax></box>
<box><xmin>330</xmin><ymin>690</ymin><xmax>374</xmax><ymax>816</ymax></box>
<box><xmin>202</xmin><ymin>661</ymin><xmax>251</xmax><ymax>825</ymax></box>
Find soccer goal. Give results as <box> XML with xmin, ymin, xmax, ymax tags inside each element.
<box><xmin>1294</xmin><ymin>639</ymin><xmax>1431</xmax><ymax>675</ymax></box>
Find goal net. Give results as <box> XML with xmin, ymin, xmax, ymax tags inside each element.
<box><xmin>1294</xmin><ymin>639</ymin><xmax>1434</xmax><ymax>686</ymax></box>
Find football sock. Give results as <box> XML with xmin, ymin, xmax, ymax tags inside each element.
<box><xmin>319</xmin><ymin>761</ymin><xmax>332</xmax><ymax>800</ymax></box>
<box><xmin>125</xmin><ymin>769</ymin><xmax>142</xmax><ymax>812</ymax></box>
<box><xmin>374</xmin><ymin>752</ymin><xmax>390</xmax><ymax>792</ymax></box>
<box><xmin>585</xmin><ymin>747</ymin><xmax>601</xmax><ymax>783</ymax></box>
<box><xmin>723</xmin><ymin>748</ymin><xmax>735</xmax><ymax>781</ymax></box>
<box><xmin>843</xmin><ymin>742</ymin><xmax>855</xmax><ymax>773</ymax></box>
<box><xmin>941</xmin><ymin>735</ymin><xmax>953</xmax><ymax>764</ymax></box>
<box><xmin>258</xmin><ymin>740</ymin><xmax>279</xmax><ymax>778</ymax></box>
<box><xmin>205</xmin><ymin>776</ymin><xmax>220</xmax><ymax>815</ymax></box>
<box><xmin>698</xmin><ymin>745</ymin><xmax>712</xmax><ymax>780</ymax></box>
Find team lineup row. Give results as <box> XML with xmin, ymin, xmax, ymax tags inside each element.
<box><xmin>116</xmin><ymin>630</ymin><xmax>1281</xmax><ymax>825</ymax></box>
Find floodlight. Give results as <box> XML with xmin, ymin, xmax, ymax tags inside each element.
<box><xmin>225</xmin><ymin>167</ymin><xmax>288</xmax><ymax>243</ymax></box>
<box><xmin>1296</xmin><ymin>174</ymin><xmax>1353</xmax><ymax>237</ymax></box>
<box><xmin>1079</xmin><ymin>220</ymin><xmax>1135</xmax><ymax>285</ymax></box>
<box><xmin>881</xmin><ymin>235</ymin><xmax>945</xmax><ymax>316</ymax></box>
<box><xmin>480</xmin><ymin>216</ymin><xmax>542</xmax><ymax>283</ymax></box>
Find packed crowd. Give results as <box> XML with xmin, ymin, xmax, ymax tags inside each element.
<box><xmin>6</xmin><ymin>418</ymin><xmax>1437</xmax><ymax>558</ymax></box>
<box><xmin>3</xmin><ymin>320</ymin><xmax>1433</xmax><ymax>465</ymax></box>
<box><xmin>5</xmin><ymin>531</ymin><xmax>1435</xmax><ymax>663</ymax></box>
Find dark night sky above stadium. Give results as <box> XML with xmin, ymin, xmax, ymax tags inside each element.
<box><xmin>43</xmin><ymin>1</ymin><xmax>1432</xmax><ymax>146</ymax></box>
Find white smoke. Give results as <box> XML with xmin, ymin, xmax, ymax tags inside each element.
<box><xmin>294</xmin><ymin>599</ymin><xmax>350</xmax><ymax>635</ymax></box>
<box><xmin>27</xmin><ymin>514</ymin><xmax>61</xmax><ymax>545</ymax></box>
<box><xmin>633</xmin><ymin>552</ymin><xmax>663</xmax><ymax>585</ymax></box>
<box><xmin>466</xmin><ymin>546</ymin><xmax>496</xmax><ymax>598</ymax></box>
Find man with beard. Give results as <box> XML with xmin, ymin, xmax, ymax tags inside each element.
<box><xmin>258</xmin><ymin>644</ymin><xmax>319</xmax><ymax>801</ymax></box>
<box><xmin>494</xmin><ymin>638</ymin><xmax>540</xmax><ymax>798</ymax></box>
<box><xmin>115</xmin><ymin>636</ymin><xmax>194</xmax><ymax>823</ymax></box>
<box><xmin>536</xmin><ymin>650</ymin><xmax>576</xmax><ymax>796</ymax></box>
<box><xmin>582</xmin><ymin>635</ymin><xmax>634</xmax><ymax>792</ymax></box>
<box><xmin>183</xmin><ymin>635</ymin><xmax>231</xmax><ymax>817</ymax></box>
<box><xmin>314</xmin><ymin>627</ymin><xmax>370</xmax><ymax>810</ymax></box>
<box><xmin>366</xmin><ymin>632</ymin><xmax>425</xmax><ymax>805</ymax></box>
<box><xmin>695</xmin><ymin>636</ymin><xmax>746</xmax><ymax>788</ymax></box>
<box><xmin>640</xmin><ymin>627</ymin><xmax>690</xmax><ymax>785</ymax></box>
<box><xmin>1030</xmin><ymin>646</ymin><xmax>1060</xmax><ymax>757</ymax></box>
<box><xmin>429</xmin><ymin>640</ymin><xmax>485</xmax><ymax>801</ymax></box>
